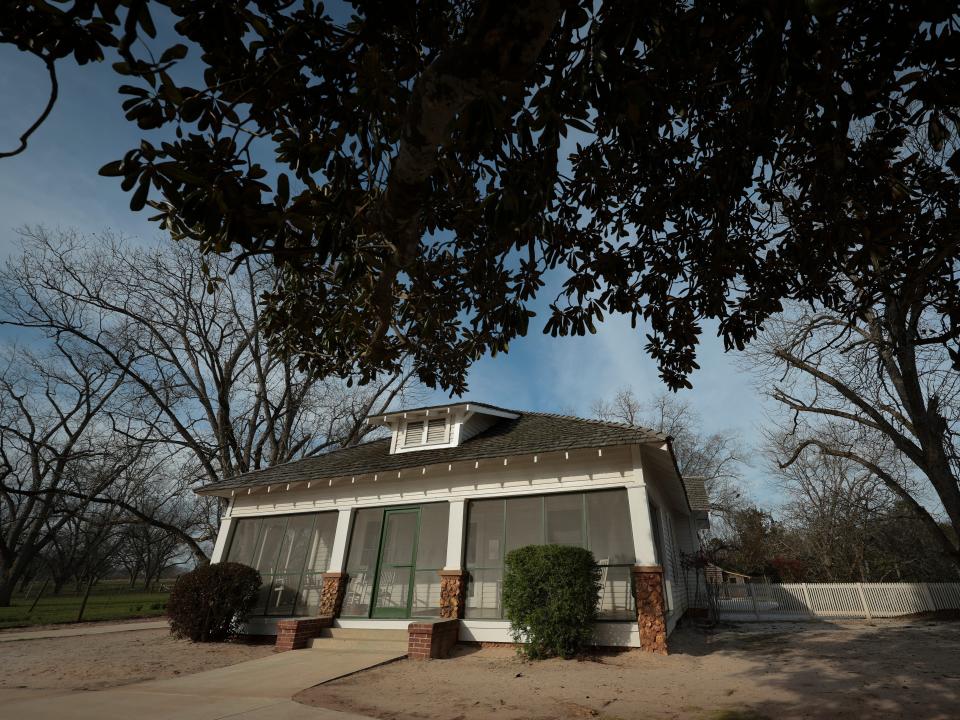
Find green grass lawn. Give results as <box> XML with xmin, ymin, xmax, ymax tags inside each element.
<box><xmin>0</xmin><ymin>583</ymin><xmax>169</xmax><ymax>629</ymax></box>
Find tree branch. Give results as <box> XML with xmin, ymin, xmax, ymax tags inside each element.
<box><xmin>0</xmin><ymin>54</ymin><xmax>58</xmax><ymax>160</ymax></box>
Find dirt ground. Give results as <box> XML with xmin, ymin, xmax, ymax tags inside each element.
<box><xmin>296</xmin><ymin>620</ymin><xmax>960</xmax><ymax>720</ymax></box>
<box><xmin>0</xmin><ymin>616</ymin><xmax>167</xmax><ymax>634</ymax></box>
<box><xmin>1</xmin><ymin>629</ymin><xmax>274</xmax><ymax>691</ymax></box>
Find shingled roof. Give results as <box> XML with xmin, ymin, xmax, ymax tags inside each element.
<box><xmin>197</xmin><ymin>411</ymin><xmax>668</xmax><ymax>495</ymax></box>
<box><xmin>682</xmin><ymin>476</ymin><xmax>710</xmax><ymax>513</ymax></box>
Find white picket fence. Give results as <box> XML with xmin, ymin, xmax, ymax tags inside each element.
<box><xmin>712</xmin><ymin>582</ymin><xmax>960</xmax><ymax>621</ymax></box>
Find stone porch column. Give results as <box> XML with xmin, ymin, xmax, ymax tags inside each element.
<box><xmin>439</xmin><ymin>499</ymin><xmax>467</xmax><ymax>619</ymax></box>
<box><xmin>627</xmin><ymin>464</ymin><xmax>668</xmax><ymax>654</ymax></box>
<box><xmin>632</xmin><ymin>565</ymin><xmax>668</xmax><ymax>654</ymax></box>
<box><xmin>321</xmin><ymin>508</ymin><xmax>353</xmax><ymax>617</ymax></box>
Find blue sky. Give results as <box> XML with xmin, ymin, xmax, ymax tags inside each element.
<box><xmin>0</xmin><ymin>34</ymin><xmax>779</xmax><ymax>506</ymax></box>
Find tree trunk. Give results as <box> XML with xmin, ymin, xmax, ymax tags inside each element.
<box><xmin>0</xmin><ymin>550</ymin><xmax>39</xmax><ymax>607</ymax></box>
<box><xmin>0</xmin><ymin>580</ymin><xmax>13</xmax><ymax>607</ymax></box>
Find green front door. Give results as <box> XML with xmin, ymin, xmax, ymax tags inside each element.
<box><xmin>371</xmin><ymin>508</ymin><xmax>420</xmax><ymax>618</ymax></box>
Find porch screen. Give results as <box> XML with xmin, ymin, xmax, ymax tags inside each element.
<box><xmin>224</xmin><ymin>511</ymin><xmax>337</xmax><ymax>617</ymax></box>
<box><xmin>340</xmin><ymin>503</ymin><xmax>450</xmax><ymax>618</ymax></box>
<box><xmin>340</xmin><ymin>508</ymin><xmax>384</xmax><ymax>617</ymax></box>
<box><xmin>464</xmin><ymin>489</ymin><xmax>635</xmax><ymax>620</ymax></box>
<box><xmin>411</xmin><ymin>502</ymin><xmax>450</xmax><ymax>616</ymax></box>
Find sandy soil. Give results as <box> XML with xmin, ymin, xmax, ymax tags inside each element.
<box><xmin>295</xmin><ymin>620</ymin><xmax>960</xmax><ymax>720</ymax></box>
<box><xmin>0</xmin><ymin>616</ymin><xmax>168</xmax><ymax>634</ymax></box>
<box><xmin>2</xmin><ymin>629</ymin><xmax>274</xmax><ymax>691</ymax></box>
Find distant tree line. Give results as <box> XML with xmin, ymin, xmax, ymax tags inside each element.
<box><xmin>712</xmin><ymin>503</ymin><xmax>958</xmax><ymax>585</ymax></box>
<box><xmin>0</xmin><ymin>228</ymin><xmax>420</xmax><ymax>606</ymax></box>
<box><xmin>592</xmin><ymin>386</ymin><xmax>960</xmax><ymax>583</ymax></box>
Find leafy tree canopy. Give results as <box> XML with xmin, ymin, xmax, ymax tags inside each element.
<box><xmin>3</xmin><ymin>1</ymin><xmax>958</xmax><ymax>392</ymax></box>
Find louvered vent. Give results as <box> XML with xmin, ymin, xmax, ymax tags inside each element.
<box><xmin>403</xmin><ymin>421</ymin><xmax>425</xmax><ymax>448</ymax></box>
<box><xmin>425</xmin><ymin>418</ymin><xmax>448</xmax><ymax>445</ymax></box>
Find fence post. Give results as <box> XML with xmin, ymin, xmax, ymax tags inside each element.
<box><xmin>920</xmin><ymin>583</ymin><xmax>936</xmax><ymax>612</ymax></box>
<box><xmin>76</xmin><ymin>577</ymin><xmax>95</xmax><ymax>623</ymax></box>
<box><xmin>28</xmin><ymin>579</ymin><xmax>49</xmax><ymax>614</ymax></box>
<box><xmin>801</xmin><ymin>583</ymin><xmax>814</xmax><ymax>618</ymax></box>
<box><xmin>749</xmin><ymin>583</ymin><xmax>760</xmax><ymax>620</ymax></box>
<box><xmin>856</xmin><ymin>583</ymin><xmax>872</xmax><ymax>620</ymax></box>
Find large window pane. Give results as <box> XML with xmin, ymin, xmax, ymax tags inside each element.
<box><xmin>296</xmin><ymin>573</ymin><xmax>324</xmax><ymax>616</ymax></box>
<box><xmin>416</xmin><ymin>503</ymin><xmax>450</xmax><ymax>570</ymax></box>
<box><xmin>411</xmin><ymin>570</ymin><xmax>442</xmax><ymax>617</ymax></box>
<box><xmin>466</xmin><ymin>491</ymin><xmax>638</xmax><ymax>621</ymax></box>
<box><xmin>276</xmin><ymin>514</ymin><xmax>316</xmax><ymax>575</ymax></box>
<box><xmin>305</xmin><ymin>513</ymin><xmax>338</xmax><ymax>573</ymax></box>
<box><xmin>545</xmin><ymin>493</ymin><xmax>584</xmax><ymax>546</ymax></box>
<box><xmin>225</xmin><ymin>518</ymin><xmax>261</xmax><ymax>566</ymax></box>
<box><xmin>375</xmin><ymin>566</ymin><xmax>411</xmax><ymax>611</ymax></box>
<box><xmin>649</xmin><ymin>502</ymin><xmax>664</xmax><ymax>565</ymax></box>
<box><xmin>265</xmin><ymin>575</ymin><xmax>298</xmax><ymax>616</ymax></box>
<box><xmin>225</xmin><ymin>512</ymin><xmax>336</xmax><ymax>618</ymax></box>
<box><xmin>341</xmin><ymin>508</ymin><xmax>384</xmax><ymax>617</ymax></box>
<box><xmin>465</xmin><ymin>568</ymin><xmax>502</xmax><ymax>619</ymax></box>
<box><xmin>586</xmin><ymin>490</ymin><xmax>634</xmax><ymax>564</ymax></box>
<box><xmin>252</xmin><ymin>516</ymin><xmax>287</xmax><ymax>573</ymax></box>
<box><xmin>254</xmin><ymin>580</ymin><xmax>272</xmax><ymax>615</ymax></box>
<box><xmin>505</xmin><ymin>496</ymin><xmax>542</xmax><ymax>553</ymax></box>
<box><xmin>597</xmin><ymin>565</ymin><xmax>635</xmax><ymax>620</ymax></box>
<box><xmin>465</xmin><ymin>499</ymin><xmax>504</xmax><ymax>568</ymax></box>
<box><xmin>381</xmin><ymin>512</ymin><xmax>418</xmax><ymax>565</ymax></box>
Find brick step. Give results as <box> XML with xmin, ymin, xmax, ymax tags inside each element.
<box><xmin>307</xmin><ymin>637</ymin><xmax>408</xmax><ymax>652</ymax></box>
<box><xmin>321</xmin><ymin>627</ymin><xmax>409</xmax><ymax>642</ymax></box>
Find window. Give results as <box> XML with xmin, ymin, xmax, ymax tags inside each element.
<box><xmin>340</xmin><ymin>508</ymin><xmax>384</xmax><ymax>617</ymax></box>
<box><xmin>224</xmin><ymin>512</ymin><xmax>337</xmax><ymax>617</ymax></box>
<box><xmin>464</xmin><ymin>499</ymin><xmax>505</xmax><ymax>619</ymax></box>
<box><xmin>464</xmin><ymin>489</ymin><xmax>635</xmax><ymax>620</ymax></box>
<box><xmin>425</xmin><ymin>418</ymin><xmax>448</xmax><ymax>444</ymax></box>
<box><xmin>341</xmin><ymin>503</ymin><xmax>450</xmax><ymax>618</ymax></box>
<box><xmin>403</xmin><ymin>421</ymin><xmax>425</xmax><ymax>448</ymax></box>
<box><xmin>648</xmin><ymin>501</ymin><xmax>672</xmax><ymax>612</ymax></box>
<box><xmin>400</xmin><ymin>418</ymin><xmax>449</xmax><ymax>449</ymax></box>
<box><xmin>411</xmin><ymin>503</ymin><xmax>450</xmax><ymax>616</ymax></box>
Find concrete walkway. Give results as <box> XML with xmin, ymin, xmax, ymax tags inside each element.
<box><xmin>1</xmin><ymin>640</ymin><xmax>403</xmax><ymax>719</ymax></box>
<box><xmin>0</xmin><ymin>619</ymin><xmax>169</xmax><ymax>642</ymax></box>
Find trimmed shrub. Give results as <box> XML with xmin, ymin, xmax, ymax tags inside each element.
<box><xmin>167</xmin><ymin>562</ymin><xmax>261</xmax><ymax>642</ymax></box>
<box><xmin>502</xmin><ymin>544</ymin><xmax>601</xmax><ymax>659</ymax></box>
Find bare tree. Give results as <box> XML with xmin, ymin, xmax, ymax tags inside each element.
<box><xmin>767</xmin><ymin>424</ymin><xmax>899</xmax><ymax>582</ymax></box>
<box><xmin>591</xmin><ymin>387</ymin><xmax>745</xmax><ymax>517</ymax></box>
<box><xmin>0</xmin><ymin>342</ymin><xmax>140</xmax><ymax>605</ymax></box>
<box><xmin>0</xmin><ymin>228</ymin><xmax>421</xmax><ymax>563</ymax></box>
<box><xmin>747</xmin><ymin>301</ymin><xmax>960</xmax><ymax>569</ymax></box>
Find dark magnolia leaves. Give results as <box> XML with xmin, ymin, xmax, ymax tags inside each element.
<box><xmin>7</xmin><ymin>0</ymin><xmax>960</xmax><ymax>393</ymax></box>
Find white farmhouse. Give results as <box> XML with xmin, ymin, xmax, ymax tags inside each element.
<box><xmin>197</xmin><ymin>402</ymin><xmax>709</xmax><ymax>655</ymax></box>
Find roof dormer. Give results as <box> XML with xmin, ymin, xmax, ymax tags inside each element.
<box><xmin>369</xmin><ymin>402</ymin><xmax>520</xmax><ymax>454</ymax></box>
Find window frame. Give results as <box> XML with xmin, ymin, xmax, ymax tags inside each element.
<box><xmin>464</xmin><ymin>489</ymin><xmax>636</xmax><ymax>622</ymax></box>
<box><xmin>394</xmin><ymin>417</ymin><xmax>453</xmax><ymax>453</ymax></box>
<box><xmin>223</xmin><ymin>511</ymin><xmax>337</xmax><ymax>618</ymax></box>
<box><xmin>339</xmin><ymin>501</ymin><xmax>451</xmax><ymax>619</ymax></box>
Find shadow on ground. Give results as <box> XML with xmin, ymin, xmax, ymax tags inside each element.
<box><xmin>669</xmin><ymin>618</ymin><xmax>960</xmax><ymax>719</ymax></box>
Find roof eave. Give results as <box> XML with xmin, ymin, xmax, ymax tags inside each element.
<box><xmin>194</xmin><ymin>436</ymin><xmax>664</xmax><ymax>497</ymax></box>
<box><xmin>367</xmin><ymin>402</ymin><xmax>520</xmax><ymax>426</ymax></box>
